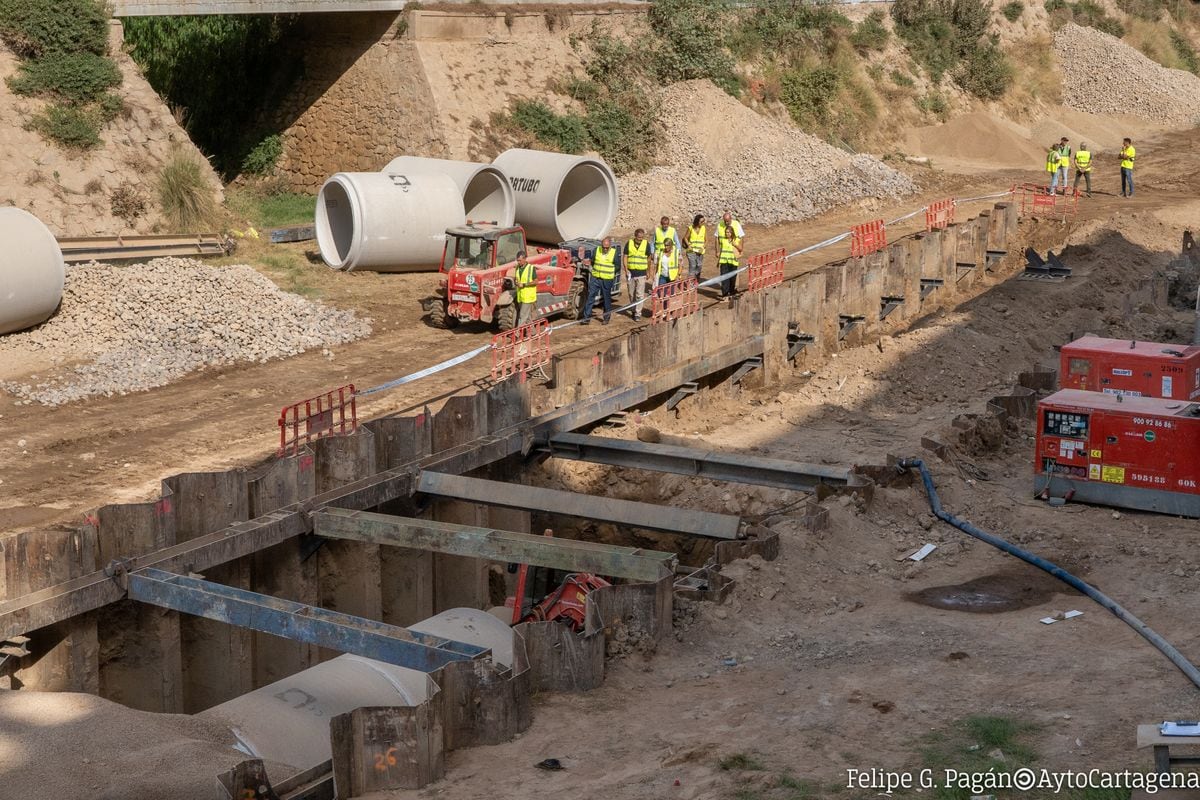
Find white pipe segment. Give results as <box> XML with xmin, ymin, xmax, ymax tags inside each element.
<box><xmin>382</xmin><ymin>156</ymin><xmax>515</xmax><ymax>227</ymax></box>
<box><xmin>198</xmin><ymin>608</ymin><xmax>518</xmax><ymax>774</ymax></box>
<box><xmin>492</xmin><ymin>149</ymin><xmax>618</xmax><ymax>244</ymax></box>
<box><xmin>0</xmin><ymin>208</ymin><xmax>65</xmax><ymax>335</ymax></box>
<box><xmin>315</xmin><ymin>171</ymin><xmax>466</xmax><ymax>272</ymax></box>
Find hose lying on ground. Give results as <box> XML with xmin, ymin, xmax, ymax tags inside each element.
<box><xmin>898</xmin><ymin>458</ymin><xmax>1200</xmax><ymax>691</ymax></box>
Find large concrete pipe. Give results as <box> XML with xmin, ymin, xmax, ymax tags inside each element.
<box><xmin>315</xmin><ymin>172</ymin><xmax>466</xmax><ymax>272</ymax></box>
<box><xmin>382</xmin><ymin>156</ymin><xmax>515</xmax><ymax>227</ymax></box>
<box><xmin>492</xmin><ymin>149</ymin><xmax>619</xmax><ymax>244</ymax></box>
<box><xmin>0</xmin><ymin>208</ymin><xmax>65</xmax><ymax>335</ymax></box>
<box><xmin>199</xmin><ymin>609</ymin><xmax>517</xmax><ymax>774</ymax></box>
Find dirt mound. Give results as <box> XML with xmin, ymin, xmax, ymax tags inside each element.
<box><xmin>0</xmin><ymin>690</ymin><xmax>255</xmax><ymax>799</ymax></box>
<box><xmin>0</xmin><ymin>258</ymin><xmax>371</xmax><ymax>405</ymax></box>
<box><xmin>0</xmin><ymin>34</ymin><xmax>221</xmax><ymax>236</ymax></box>
<box><xmin>905</xmin><ymin>111</ymin><xmax>1045</xmax><ymax>168</ymax></box>
<box><xmin>616</xmin><ymin>80</ymin><xmax>916</xmax><ymax>229</ymax></box>
<box><xmin>1056</xmin><ymin>23</ymin><xmax>1200</xmax><ymax>125</ymax></box>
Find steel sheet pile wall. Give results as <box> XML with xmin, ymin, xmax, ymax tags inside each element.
<box><xmin>0</xmin><ymin>202</ymin><xmax>1020</xmax><ymax>716</ymax></box>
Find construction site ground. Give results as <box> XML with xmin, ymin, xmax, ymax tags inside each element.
<box><xmin>4</xmin><ymin>127</ymin><xmax>1200</xmax><ymax>798</ymax></box>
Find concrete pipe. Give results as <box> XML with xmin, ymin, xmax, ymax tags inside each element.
<box><xmin>315</xmin><ymin>172</ymin><xmax>466</xmax><ymax>272</ymax></box>
<box><xmin>198</xmin><ymin>609</ymin><xmax>517</xmax><ymax>774</ymax></box>
<box><xmin>382</xmin><ymin>156</ymin><xmax>515</xmax><ymax>227</ymax></box>
<box><xmin>0</xmin><ymin>208</ymin><xmax>65</xmax><ymax>335</ymax></box>
<box><xmin>492</xmin><ymin>149</ymin><xmax>619</xmax><ymax>244</ymax></box>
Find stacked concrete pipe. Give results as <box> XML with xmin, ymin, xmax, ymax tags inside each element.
<box><xmin>198</xmin><ymin>608</ymin><xmax>517</xmax><ymax>775</ymax></box>
<box><xmin>315</xmin><ymin>151</ymin><xmax>619</xmax><ymax>272</ymax></box>
<box><xmin>493</xmin><ymin>148</ymin><xmax>618</xmax><ymax>244</ymax></box>
<box><xmin>0</xmin><ymin>208</ymin><xmax>65</xmax><ymax>335</ymax></box>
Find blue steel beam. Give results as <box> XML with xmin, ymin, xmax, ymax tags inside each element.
<box><xmin>127</xmin><ymin>568</ymin><xmax>485</xmax><ymax>672</ymax></box>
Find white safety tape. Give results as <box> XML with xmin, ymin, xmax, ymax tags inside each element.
<box><xmin>355</xmin><ymin>189</ymin><xmax>1019</xmax><ymax>397</ymax></box>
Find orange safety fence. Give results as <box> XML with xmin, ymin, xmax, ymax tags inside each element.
<box><xmin>651</xmin><ymin>276</ymin><xmax>701</xmax><ymax>324</ymax></box>
<box><xmin>278</xmin><ymin>384</ymin><xmax>357</xmax><ymax>456</ymax></box>
<box><xmin>850</xmin><ymin>219</ymin><xmax>887</xmax><ymax>258</ymax></box>
<box><xmin>925</xmin><ymin>198</ymin><xmax>955</xmax><ymax>231</ymax></box>
<box><xmin>491</xmin><ymin>318</ymin><xmax>552</xmax><ymax>382</ymax></box>
<box><xmin>746</xmin><ymin>248</ymin><xmax>786</xmax><ymax>292</ymax></box>
<box><xmin>1013</xmin><ymin>183</ymin><xmax>1080</xmax><ymax>220</ymax></box>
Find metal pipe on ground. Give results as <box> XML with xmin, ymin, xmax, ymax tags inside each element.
<box><xmin>315</xmin><ymin>172</ymin><xmax>466</xmax><ymax>272</ymax></box>
<box><xmin>900</xmin><ymin>458</ymin><xmax>1200</xmax><ymax>691</ymax></box>
<box><xmin>492</xmin><ymin>149</ymin><xmax>618</xmax><ymax>244</ymax></box>
<box><xmin>382</xmin><ymin>156</ymin><xmax>515</xmax><ymax>227</ymax></box>
<box><xmin>198</xmin><ymin>608</ymin><xmax>516</xmax><ymax>775</ymax></box>
<box><xmin>0</xmin><ymin>208</ymin><xmax>65</xmax><ymax>335</ymax></box>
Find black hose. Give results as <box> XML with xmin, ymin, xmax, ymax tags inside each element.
<box><xmin>899</xmin><ymin>458</ymin><xmax>1200</xmax><ymax>690</ymax></box>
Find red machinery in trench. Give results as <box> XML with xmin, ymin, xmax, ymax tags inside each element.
<box><xmin>506</xmin><ymin>530</ymin><xmax>611</xmax><ymax>631</ymax></box>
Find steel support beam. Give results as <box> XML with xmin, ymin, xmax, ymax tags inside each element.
<box><xmin>541</xmin><ymin>433</ymin><xmax>851</xmax><ymax>493</ymax></box>
<box><xmin>313</xmin><ymin>509</ymin><xmax>676</xmax><ymax>582</ymax></box>
<box><xmin>127</xmin><ymin>568</ymin><xmax>484</xmax><ymax>672</ymax></box>
<box><xmin>417</xmin><ymin>472</ymin><xmax>742</xmax><ymax>540</ymax></box>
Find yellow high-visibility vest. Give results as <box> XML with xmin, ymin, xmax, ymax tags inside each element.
<box><xmin>656</xmin><ymin>250</ymin><xmax>679</xmax><ymax>282</ymax></box>
<box><xmin>1046</xmin><ymin>150</ymin><xmax>1059</xmax><ymax>173</ymax></box>
<box><xmin>718</xmin><ymin>235</ymin><xmax>740</xmax><ymax>265</ymax></box>
<box><xmin>1121</xmin><ymin>146</ymin><xmax>1136</xmax><ymax>170</ymax></box>
<box><xmin>717</xmin><ymin>220</ymin><xmax>744</xmax><ymax>241</ymax></box>
<box><xmin>1075</xmin><ymin>150</ymin><xmax>1091</xmax><ymax>172</ymax></box>
<box><xmin>591</xmin><ymin>246</ymin><xmax>617</xmax><ymax>280</ymax></box>
<box><xmin>625</xmin><ymin>238</ymin><xmax>649</xmax><ymax>272</ymax></box>
<box><xmin>1057</xmin><ymin>146</ymin><xmax>1071</xmax><ymax>168</ymax></box>
<box><xmin>687</xmin><ymin>225</ymin><xmax>706</xmax><ymax>254</ymax></box>
<box><xmin>516</xmin><ymin>263</ymin><xmax>537</xmax><ymax>304</ymax></box>
<box><xmin>654</xmin><ymin>226</ymin><xmax>677</xmax><ymax>251</ymax></box>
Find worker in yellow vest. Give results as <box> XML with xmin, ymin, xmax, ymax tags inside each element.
<box><xmin>514</xmin><ymin>251</ymin><xmax>537</xmax><ymax>327</ymax></box>
<box><xmin>684</xmin><ymin>214</ymin><xmax>707</xmax><ymax>279</ymax></box>
<box><xmin>1072</xmin><ymin>142</ymin><xmax>1092</xmax><ymax>198</ymax></box>
<box><xmin>1055</xmin><ymin>137</ymin><xmax>1071</xmax><ymax>195</ymax></box>
<box><xmin>580</xmin><ymin>236</ymin><xmax>618</xmax><ymax>326</ymax></box>
<box><xmin>1120</xmin><ymin>137</ymin><xmax>1136</xmax><ymax>198</ymax></box>
<box><xmin>717</xmin><ymin>220</ymin><xmax>743</xmax><ymax>300</ymax></box>
<box><xmin>1046</xmin><ymin>142</ymin><xmax>1063</xmax><ymax>195</ymax></box>
<box><xmin>623</xmin><ymin>228</ymin><xmax>650</xmax><ymax>321</ymax></box>
<box><xmin>654</xmin><ymin>238</ymin><xmax>680</xmax><ymax>287</ymax></box>
<box><xmin>653</xmin><ymin>216</ymin><xmax>681</xmax><ymax>261</ymax></box>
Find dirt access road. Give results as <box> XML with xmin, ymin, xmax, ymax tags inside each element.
<box><xmin>0</xmin><ymin>130</ymin><xmax>1193</xmax><ymax>536</ymax></box>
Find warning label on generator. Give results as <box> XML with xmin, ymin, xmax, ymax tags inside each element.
<box><xmin>1101</xmin><ymin>465</ymin><xmax>1126</xmax><ymax>484</ymax></box>
<box><xmin>1089</xmin><ymin>464</ymin><xmax>1101</xmax><ymax>480</ymax></box>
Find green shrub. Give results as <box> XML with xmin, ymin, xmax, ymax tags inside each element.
<box><xmin>31</xmin><ymin>103</ymin><xmax>100</xmax><ymax>149</ymax></box>
<box><xmin>729</xmin><ymin>1</ymin><xmax>850</xmax><ymax>60</ymax></box>
<box><xmin>1115</xmin><ymin>0</ymin><xmax>1167</xmax><ymax>20</ymax></box>
<box><xmin>585</xmin><ymin>97</ymin><xmax>656</xmax><ymax>174</ymax></box>
<box><xmin>1072</xmin><ymin>0</ymin><xmax>1126</xmax><ymax>34</ymax></box>
<box><xmin>511</xmin><ymin>100</ymin><xmax>589</xmax><ymax>154</ymax></box>
<box><xmin>97</xmin><ymin>91</ymin><xmax>124</xmax><ymax>122</ymax></box>
<box><xmin>647</xmin><ymin>0</ymin><xmax>739</xmax><ymax>95</ymax></box>
<box><xmin>7</xmin><ymin>51</ymin><xmax>121</xmax><ymax>102</ymax></box>
<box><xmin>1044</xmin><ymin>0</ymin><xmax>1067</xmax><ymax>11</ymax></box>
<box><xmin>956</xmin><ymin>41</ymin><xmax>1013</xmax><ymax>97</ymax></box>
<box><xmin>1171</xmin><ymin>28</ymin><xmax>1200</xmax><ymax>73</ymax></box>
<box><xmin>851</xmin><ymin>9</ymin><xmax>891</xmax><ymax>51</ymax></box>
<box><xmin>0</xmin><ymin>0</ymin><xmax>108</xmax><ymax>57</ymax></box>
<box><xmin>890</xmin><ymin>68</ymin><xmax>917</xmax><ymax>87</ymax></box>
<box><xmin>241</xmin><ymin>134</ymin><xmax>284</xmax><ymax>176</ymax></box>
<box><xmin>1001</xmin><ymin>0</ymin><xmax>1024</xmax><ymax>20</ymax></box>
<box><xmin>916</xmin><ymin>90</ymin><xmax>949</xmax><ymax>117</ymax></box>
<box><xmin>780</xmin><ymin>65</ymin><xmax>841</xmax><ymax>124</ymax></box>
<box><xmin>158</xmin><ymin>149</ymin><xmax>217</xmax><ymax>230</ymax></box>
<box><xmin>564</xmin><ymin>76</ymin><xmax>600</xmax><ymax>104</ymax></box>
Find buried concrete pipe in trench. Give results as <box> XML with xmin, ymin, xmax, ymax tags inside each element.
<box><xmin>0</xmin><ymin>207</ymin><xmax>65</xmax><ymax>335</ymax></box>
<box><xmin>315</xmin><ymin>171</ymin><xmax>466</xmax><ymax>272</ymax></box>
<box><xmin>382</xmin><ymin>156</ymin><xmax>516</xmax><ymax>227</ymax></box>
<box><xmin>198</xmin><ymin>608</ymin><xmax>517</xmax><ymax>774</ymax></box>
<box><xmin>492</xmin><ymin>148</ymin><xmax>619</xmax><ymax>244</ymax></box>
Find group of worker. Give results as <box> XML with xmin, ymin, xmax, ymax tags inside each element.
<box><xmin>574</xmin><ymin>211</ymin><xmax>747</xmax><ymax>325</ymax></box>
<box><xmin>1045</xmin><ymin>137</ymin><xmax>1136</xmax><ymax>198</ymax></box>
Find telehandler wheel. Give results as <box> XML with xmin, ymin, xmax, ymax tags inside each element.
<box><xmin>563</xmin><ymin>280</ymin><xmax>586</xmax><ymax>320</ymax></box>
<box><xmin>429</xmin><ymin>301</ymin><xmax>458</xmax><ymax>329</ymax></box>
<box><xmin>496</xmin><ymin>303</ymin><xmax>517</xmax><ymax>332</ymax></box>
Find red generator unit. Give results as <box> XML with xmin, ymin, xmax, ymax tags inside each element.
<box><xmin>1035</xmin><ymin>389</ymin><xmax>1200</xmax><ymax>517</ymax></box>
<box><xmin>1060</xmin><ymin>336</ymin><xmax>1200</xmax><ymax>400</ymax></box>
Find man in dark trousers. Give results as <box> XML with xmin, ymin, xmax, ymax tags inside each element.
<box><xmin>580</xmin><ymin>236</ymin><xmax>619</xmax><ymax>326</ymax></box>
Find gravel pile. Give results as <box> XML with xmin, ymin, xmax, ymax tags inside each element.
<box><xmin>615</xmin><ymin>80</ymin><xmax>916</xmax><ymax>229</ymax></box>
<box><xmin>1056</xmin><ymin>23</ymin><xmax>1200</xmax><ymax>125</ymax></box>
<box><xmin>0</xmin><ymin>258</ymin><xmax>371</xmax><ymax>406</ymax></box>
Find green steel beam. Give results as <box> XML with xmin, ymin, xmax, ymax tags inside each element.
<box><xmin>313</xmin><ymin>509</ymin><xmax>676</xmax><ymax>582</ymax></box>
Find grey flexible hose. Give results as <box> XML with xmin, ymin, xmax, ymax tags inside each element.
<box><xmin>899</xmin><ymin>458</ymin><xmax>1200</xmax><ymax>690</ymax></box>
